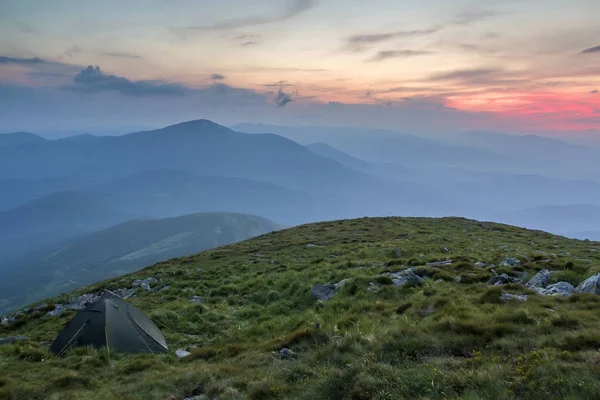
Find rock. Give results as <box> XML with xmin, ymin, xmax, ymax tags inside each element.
<box><xmin>140</xmin><ymin>282</ymin><xmax>152</xmax><ymax>292</ymax></box>
<box><xmin>176</xmin><ymin>349</ymin><xmax>192</xmax><ymax>358</ymax></box>
<box><xmin>539</xmin><ymin>282</ymin><xmax>575</xmax><ymax>297</ymax></box>
<box><xmin>419</xmin><ymin>306</ymin><xmax>436</xmax><ymax>316</ymax></box>
<box><xmin>185</xmin><ymin>395</ymin><xmax>209</xmax><ymax>400</ymax></box>
<box><xmin>392</xmin><ymin>271</ymin><xmax>425</xmax><ymax>288</ymax></box>
<box><xmin>475</xmin><ymin>262</ymin><xmax>486</xmax><ymax>267</ymax></box>
<box><xmin>67</xmin><ymin>293</ymin><xmax>101</xmax><ymax>309</ymax></box>
<box><xmin>158</xmin><ymin>286</ymin><xmax>170</xmax><ymax>292</ymax></box>
<box><xmin>0</xmin><ymin>336</ymin><xmax>30</xmax><ymax>346</ymax></box>
<box><xmin>426</xmin><ymin>260</ymin><xmax>452</xmax><ymax>267</ymax></box>
<box><xmin>488</xmin><ymin>274</ymin><xmax>521</xmax><ymax>286</ymax></box>
<box><xmin>435</xmin><ymin>279</ymin><xmax>443</xmax><ymax>284</ymax></box>
<box><xmin>113</xmin><ymin>288</ymin><xmax>136</xmax><ymax>299</ymax></box>
<box><xmin>311</xmin><ymin>284</ymin><xmax>337</xmax><ymax>301</ymax></box>
<box><xmin>132</xmin><ymin>279</ymin><xmax>142</xmax><ymax>287</ymax></box>
<box><xmin>191</xmin><ymin>296</ymin><xmax>203</xmax><ymax>304</ymax></box>
<box><xmin>47</xmin><ymin>304</ymin><xmax>66</xmax><ymax>317</ymax></box>
<box><xmin>393</xmin><ymin>248</ymin><xmax>402</xmax><ymax>257</ymax></box>
<box><xmin>500</xmin><ymin>258</ymin><xmax>521</xmax><ymax>267</ymax></box>
<box><xmin>306</xmin><ymin>244</ymin><xmax>320</xmax><ymax>249</ymax></box>
<box><xmin>133</xmin><ymin>276</ymin><xmax>157</xmax><ymax>288</ymax></box>
<box><xmin>575</xmin><ymin>273</ymin><xmax>600</xmax><ymax>295</ymax></box>
<box><xmin>0</xmin><ymin>317</ymin><xmax>8</xmax><ymax>326</ymax></box>
<box><xmin>500</xmin><ymin>293</ymin><xmax>528</xmax><ymax>302</ymax></box>
<box><xmin>334</xmin><ymin>279</ymin><xmax>352</xmax><ymax>290</ymax></box>
<box><xmin>527</xmin><ymin>269</ymin><xmax>551</xmax><ymax>288</ymax></box>
<box><xmin>279</xmin><ymin>348</ymin><xmax>296</xmax><ymax>360</ymax></box>
<box><xmin>455</xmin><ymin>276</ymin><xmax>462</xmax><ymax>282</ymax></box>
<box><xmin>441</xmin><ymin>247</ymin><xmax>450</xmax><ymax>254</ymax></box>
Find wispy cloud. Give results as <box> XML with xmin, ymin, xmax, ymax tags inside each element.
<box><xmin>210</xmin><ymin>73</ymin><xmax>226</xmax><ymax>80</ymax></box>
<box><xmin>0</xmin><ymin>56</ymin><xmax>48</xmax><ymax>65</ymax></box>
<box><xmin>101</xmin><ymin>51</ymin><xmax>144</xmax><ymax>59</ymax></box>
<box><xmin>580</xmin><ymin>45</ymin><xmax>600</xmax><ymax>54</ymax></box>
<box><xmin>368</xmin><ymin>49</ymin><xmax>433</xmax><ymax>62</ymax></box>
<box><xmin>263</xmin><ymin>80</ymin><xmax>295</xmax><ymax>87</ymax></box>
<box><xmin>67</xmin><ymin>66</ymin><xmax>187</xmax><ymax>96</ymax></box>
<box><xmin>453</xmin><ymin>10</ymin><xmax>498</xmax><ymax>25</ymax></box>
<box><xmin>242</xmin><ymin>41</ymin><xmax>257</xmax><ymax>46</ymax></box>
<box><xmin>345</xmin><ymin>27</ymin><xmax>440</xmax><ymax>49</ymax></box>
<box><xmin>65</xmin><ymin>45</ymin><xmax>83</xmax><ymax>58</ymax></box>
<box><xmin>186</xmin><ymin>0</ymin><xmax>317</xmax><ymax>31</ymax></box>
<box><xmin>275</xmin><ymin>89</ymin><xmax>293</xmax><ymax>107</ymax></box>
<box><xmin>428</xmin><ymin>68</ymin><xmax>501</xmax><ymax>82</ymax></box>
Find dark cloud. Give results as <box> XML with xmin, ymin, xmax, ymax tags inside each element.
<box><xmin>101</xmin><ymin>51</ymin><xmax>144</xmax><ymax>59</ymax></box>
<box><xmin>368</xmin><ymin>50</ymin><xmax>433</xmax><ymax>62</ymax></box>
<box><xmin>346</xmin><ymin>27</ymin><xmax>440</xmax><ymax>46</ymax></box>
<box><xmin>187</xmin><ymin>0</ymin><xmax>317</xmax><ymax>30</ymax></box>
<box><xmin>0</xmin><ymin>56</ymin><xmax>47</xmax><ymax>65</ymax></box>
<box><xmin>68</xmin><ymin>66</ymin><xmax>187</xmax><ymax>96</ymax></box>
<box><xmin>275</xmin><ymin>89</ymin><xmax>293</xmax><ymax>107</ymax></box>
<box><xmin>453</xmin><ymin>10</ymin><xmax>498</xmax><ymax>25</ymax></box>
<box><xmin>580</xmin><ymin>45</ymin><xmax>600</xmax><ymax>54</ymax></box>
<box><xmin>16</xmin><ymin>22</ymin><xmax>39</xmax><ymax>35</ymax></box>
<box><xmin>427</xmin><ymin>68</ymin><xmax>501</xmax><ymax>81</ymax></box>
<box><xmin>242</xmin><ymin>41</ymin><xmax>257</xmax><ymax>46</ymax></box>
<box><xmin>592</xmin><ymin>90</ymin><xmax>599</xmax><ymax>94</ymax></box>
<box><xmin>210</xmin><ymin>73</ymin><xmax>226</xmax><ymax>80</ymax></box>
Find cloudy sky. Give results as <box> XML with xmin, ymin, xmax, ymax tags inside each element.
<box><xmin>0</xmin><ymin>0</ymin><xmax>599</xmax><ymax>135</ymax></box>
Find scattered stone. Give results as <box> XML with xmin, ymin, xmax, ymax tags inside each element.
<box><xmin>334</xmin><ymin>279</ymin><xmax>351</xmax><ymax>290</ymax></box>
<box><xmin>475</xmin><ymin>262</ymin><xmax>486</xmax><ymax>267</ymax></box>
<box><xmin>279</xmin><ymin>348</ymin><xmax>297</xmax><ymax>360</ymax></box>
<box><xmin>0</xmin><ymin>336</ymin><xmax>30</xmax><ymax>346</ymax></box>
<box><xmin>158</xmin><ymin>286</ymin><xmax>170</xmax><ymax>292</ymax></box>
<box><xmin>184</xmin><ymin>395</ymin><xmax>209</xmax><ymax>400</ymax></box>
<box><xmin>441</xmin><ymin>247</ymin><xmax>450</xmax><ymax>254</ymax></box>
<box><xmin>67</xmin><ymin>293</ymin><xmax>102</xmax><ymax>310</ymax></box>
<box><xmin>488</xmin><ymin>274</ymin><xmax>521</xmax><ymax>286</ymax></box>
<box><xmin>140</xmin><ymin>282</ymin><xmax>152</xmax><ymax>292</ymax></box>
<box><xmin>133</xmin><ymin>276</ymin><xmax>158</xmax><ymax>288</ymax></box>
<box><xmin>176</xmin><ymin>349</ymin><xmax>192</xmax><ymax>358</ymax></box>
<box><xmin>0</xmin><ymin>317</ymin><xmax>8</xmax><ymax>326</ymax></box>
<box><xmin>306</xmin><ymin>244</ymin><xmax>320</xmax><ymax>249</ymax></box>
<box><xmin>311</xmin><ymin>284</ymin><xmax>337</xmax><ymax>301</ymax></box>
<box><xmin>419</xmin><ymin>306</ymin><xmax>436</xmax><ymax>316</ymax></box>
<box><xmin>538</xmin><ymin>282</ymin><xmax>575</xmax><ymax>297</ymax></box>
<box><xmin>271</xmin><ymin>260</ymin><xmax>276</xmax><ymax>264</ymax></box>
<box><xmin>132</xmin><ymin>279</ymin><xmax>142</xmax><ymax>287</ymax></box>
<box><xmin>455</xmin><ymin>276</ymin><xmax>462</xmax><ymax>282</ymax></box>
<box><xmin>367</xmin><ymin>282</ymin><xmax>381</xmax><ymax>293</ymax></box>
<box><xmin>392</xmin><ymin>271</ymin><xmax>425</xmax><ymax>288</ymax></box>
<box><xmin>315</xmin><ymin>322</ymin><xmax>321</xmax><ymax>329</ymax></box>
<box><xmin>47</xmin><ymin>304</ymin><xmax>66</xmax><ymax>317</ymax></box>
<box><xmin>191</xmin><ymin>296</ymin><xmax>203</xmax><ymax>304</ymax></box>
<box><xmin>435</xmin><ymin>279</ymin><xmax>443</xmax><ymax>284</ymax></box>
<box><xmin>500</xmin><ymin>258</ymin><xmax>521</xmax><ymax>267</ymax></box>
<box><xmin>426</xmin><ymin>260</ymin><xmax>452</xmax><ymax>267</ymax></box>
<box><xmin>575</xmin><ymin>273</ymin><xmax>600</xmax><ymax>295</ymax></box>
<box><xmin>393</xmin><ymin>248</ymin><xmax>402</xmax><ymax>257</ymax></box>
<box><xmin>500</xmin><ymin>293</ymin><xmax>528</xmax><ymax>302</ymax></box>
<box><xmin>527</xmin><ymin>269</ymin><xmax>552</xmax><ymax>288</ymax></box>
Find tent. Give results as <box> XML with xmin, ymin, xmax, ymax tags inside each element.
<box><xmin>50</xmin><ymin>291</ymin><xmax>168</xmax><ymax>355</ymax></box>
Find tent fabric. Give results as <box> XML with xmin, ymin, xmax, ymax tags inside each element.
<box><xmin>50</xmin><ymin>292</ymin><xmax>168</xmax><ymax>355</ymax></box>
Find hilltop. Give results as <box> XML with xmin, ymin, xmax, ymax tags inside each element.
<box><xmin>2</xmin><ymin>217</ymin><xmax>600</xmax><ymax>399</ymax></box>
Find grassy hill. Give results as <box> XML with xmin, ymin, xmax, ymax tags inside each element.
<box><xmin>0</xmin><ymin>212</ymin><xmax>280</xmax><ymax>314</ymax></box>
<box><xmin>2</xmin><ymin>217</ymin><xmax>600</xmax><ymax>399</ymax></box>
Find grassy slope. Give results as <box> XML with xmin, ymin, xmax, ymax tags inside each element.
<box><xmin>1</xmin><ymin>217</ymin><xmax>600</xmax><ymax>400</ymax></box>
<box><xmin>0</xmin><ymin>212</ymin><xmax>280</xmax><ymax>314</ymax></box>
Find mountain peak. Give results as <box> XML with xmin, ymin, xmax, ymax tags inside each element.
<box><xmin>160</xmin><ymin>119</ymin><xmax>231</xmax><ymax>133</ymax></box>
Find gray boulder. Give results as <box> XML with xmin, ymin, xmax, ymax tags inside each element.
<box><xmin>500</xmin><ymin>293</ymin><xmax>528</xmax><ymax>302</ymax></box>
<box><xmin>191</xmin><ymin>296</ymin><xmax>203</xmax><ymax>304</ymax></box>
<box><xmin>140</xmin><ymin>282</ymin><xmax>152</xmax><ymax>292</ymax></box>
<box><xmin>311</xmin><ymin>284</ymin><xmax>337</xmax><ymax>301</ymax></box>
<box><xmin>67</xmin><ymin>293</ymin><xmax>101</xmax><ymax>310</ymax></box>
<box><xmin>475</xmin><ymin>262</ymin><xmax>486</xmax><ymax>267</ymax></box>
<box><xmin>575</xmin><ymin>273</ymin><xmax>600</xmax><ymax>295</ymax></box>
<box><xmin>527</xmin><ymin>269</ymin><xmax>551</xmax><ymax>288</ymax></box>
<box><xmin>500</xmin><ymin>258</ymin><xmax>521</xmax><ymax>267</ymax></box>
<box><xmin>426</xmin><ymin>260</ymin><xmax>452</xmax><ymax>267</ymax></box>
<box><xmin>306</xmin><ymin>244</ymin><xmax>320</xmax><ymax>249</ymax></box>
<box><xmin>176</xmin><ymin>349</ymin><xmax>192</xmax><ymax>358</ymax></box>
<box><xmin>133</xmin><ymin>276</ymin><xmax>158</xmax><ymax>288</ymax></box>
<box><xmin>0</xmin><ymin>317</ymin><xmax>9</xmax><ymax>326</ymax></box>
<box><xmin>279</xmin><ymin>348</ymin><xmax>297</xmax><ymax>360</ymax></box>
<box><xmin>0</xmin><ymin>336</ymin><xmax>29</xmax><ymax>346</ymax></box>
<box><xmin>539</xmin><ymin>282</ymin><xmax>575</xmax><ymax>297</ymax></box>
<box><xmin>47</xmin><ymin>304</ymin><xmax>66</xmax><ymax>317</ymax></box>
<box><xmin>392</xmin><ymin>271</ymin><xmax>424</xmax><ymax>288</ymax></box>
<box><xmin>488</xmin><ymin>274</ymin><xmax>521</xmax><ymax>286</ymax></box>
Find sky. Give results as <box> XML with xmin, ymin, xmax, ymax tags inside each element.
<box><xmin>0</xmin><ymin>0</ymin><xmax>599</xmax><ymax>136</ymax></box>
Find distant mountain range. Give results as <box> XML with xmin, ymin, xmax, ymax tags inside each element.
<box><xmin>0</xmin><ymin>212</ymin><xmax>280</xmax><ymax>313</ymax></box>
<box><xmin>0</xmin><ymin>131</ymin><xmax>46</xmax><ymax>146</ymax></box>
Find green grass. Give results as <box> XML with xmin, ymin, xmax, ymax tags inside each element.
<box><xmin>1</xmin><ymin>216</ymin><xmax>600</xmax><ymax>399</ymax></box>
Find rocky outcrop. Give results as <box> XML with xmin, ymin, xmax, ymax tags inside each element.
<box><xmin>133</xmin><ymin>277</ymin><xmax>158</xmax><ymax>291</ymax></box>
<box><xmin>391</xmin><ymin>270</ymin><xmax>425</xmax><ymax>288</ymax></box>
<box><xmin>311</xmin><ymin>284</ymin><xmax>337</xmax><ymax>301</ymax></box>
<box><xmin>538</xmin><ymin>282</ymin><xmax>575</xmax><ymax>297</ymax></box>
<box><xmin>500</xmin><ymin>258</ymin><xmax>521</xmax><ymax>267</ymax></box>
<box><xmin>527</xmin><ymin>269</ymin><xmax>551</xmax><ymax>288</ymax></box>
<box><xmin>488</xmin><ymin>274</ymin><xmax>521</xmax><ymax>286</ymax></box>
<box><xmin>575</xmin><ymin>273</ymin><xmax>600</xmax><ymax>295</ymax></box>
<box><xmin>279</xmin><ymin>348</ymin><xmax>297</xmax><ymax>360</ymax></box>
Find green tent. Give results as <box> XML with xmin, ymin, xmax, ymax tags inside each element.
<box><xmin>50</xmin><ymin>291</ymin><xmax>168</xmax><ymax>356</ymax></box>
